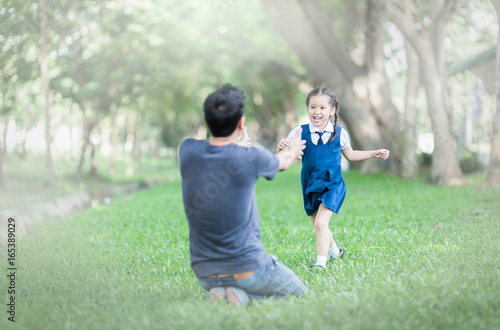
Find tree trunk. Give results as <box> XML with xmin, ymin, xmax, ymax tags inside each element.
<box><xmin>155</xmin><ymin>133</ymin><xmax>162</xmax><ymax>158</ymax></box>
<box><xmin>18</xmin><ymin>127</ymin><xmax>28</xmax><ymax>159</ymax></box>
<box><xmin>401</xmin><ymin>40</ymin><xmax>419</xmax><ymax>179</ymax></box>
<box><xmin>0</xmin><ymin>121</ymin><xmax>4</xmax><ymax>189</ymax></box>
<box><xmin>420</xmin><ymin>42</ymin><xmax>464</xmax><ymax>185</ymax></box>
<box><xmin>0</xmin><ymin>151</ymin><xmax>4</xmax><ymax>189</ymax></box>
<box><xmin>90</xmin><ymin>142</ymin><xmax>97</xmax><ymax>178</ymax></box>
<box><xmin>388</xmin><ymin>0</ymin><xmax>465</xmax><ymax>185</ymax></box>
<box><xmin>131</xmin><ymin>110</ymin><xmax>141</xmax><ymax>172</ymax></box>
<box><xmin>485</xmin><ymin>2</ymin><xmax>500</xmax><ymax>187</ymax></box>
<box><xmin>41</xmin><ymin>0</ymin><xmax>53</xmax><ymax>188</ymax></box>
<box><xmin>75</xmin><ymin>136</ymin><xmax>88</xmax><ymax>182</ymax></box>
<box><xmin>2</xmin><ymin>116</ymin><xmax>7</xmax><ymax>160</ymax></box>
<box><xmin>430</xmin><ymin>1</ymin><xmax>451</xmax><ymax>118</ymax></box>
<box><xmin>75</xmin><ymin>117</ymin><xmax>93</xmax><ymax>182</ymax></box>
<box><xmin>125</xmin><ymin>113</ymin><xmax>137</xmax><ymax>177</ymax></box>
<box><xmin>401</xmin><ymin>5</ymin><xmax>420</xmax><ymax>179</ymax></box>
<box><xmin>255</xmin><ymin>101</ymin><xmax>279</xmax><ymax>150</ymax></box>
<box><xmin>364</xmin><ymin>0</ymin><xmax>402</xmax><ymax>173</ymax></box>
<box><xmin>486</xmin><ymin>96</ymin><xmax>500</xmax><ymax>187</ymax></box>
<box><xmin>108</xmin><ymin>107</ymin><xmax>119</xmax><ymax>177</ymax></box>
<box><xmin>74</xmin><ymin>28</ymin><xmax>88</xmax><ymax>183</ymax></box>
<box><xmin>260</xmin><ymin>0</ymin><xmax>399</xmax><ymax>173</ymax></box>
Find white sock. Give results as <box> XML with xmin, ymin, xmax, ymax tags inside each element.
<box><xmin>315</xmin><ymin>255</ymin><xmax>328</xmax><ymax>268</ymax></box>
<box><xmin>329</xmin><ymin>246</ymin><xmax>340</xmax><ymax>258</ymax></box>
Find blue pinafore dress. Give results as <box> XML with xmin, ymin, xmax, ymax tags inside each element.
<box><xmin>300</xmin><ymin>124</ymin><xmax>346</xmax><ymax>216</ymax></box>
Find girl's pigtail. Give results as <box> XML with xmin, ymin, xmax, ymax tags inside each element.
<box><xmin>329</xmin><ymin>113</ymin><xmax>338</xmax><ymax>145</ymax></box>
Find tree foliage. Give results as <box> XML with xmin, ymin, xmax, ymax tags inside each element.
<box><xmin>0</xmin><ymin>0</ymin><xmax>498</xmax><ymax>186</ymax></box>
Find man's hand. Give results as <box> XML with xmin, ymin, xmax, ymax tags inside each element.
<box><xmin>236</xmin><ymin>126</ymin><xmax>251</xmax><ymax>148</ymax></box>
<box><xmin>287</xmin><ymin>129</ymin><xmax>305</xmax><ymax>160</ymax></box>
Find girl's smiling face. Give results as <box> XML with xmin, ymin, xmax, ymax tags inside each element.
<box><xmin>307</xmin><ymin>94</ymin><xmax>336</xmax><ymax>130</ymax></box>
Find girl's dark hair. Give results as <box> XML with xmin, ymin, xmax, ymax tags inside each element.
<box><xmin>306</xmin><ymin>83</ymin><xmax>339</xmax><ymax>144</ymax></box>
<box><xmin>203</xmin><ymin>83</ymin><xmax>245</xmax><ymax>137</ymax></box>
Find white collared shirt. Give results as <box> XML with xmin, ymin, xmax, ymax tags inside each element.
<box><xmin>287</xmin><ymin>122</ymin><xmax>351</xmax><ymax>150</ymax></box>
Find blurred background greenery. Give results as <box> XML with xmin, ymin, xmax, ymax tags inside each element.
<box><xmin>1</xmin><ymin>0</ymin><xmax>499</xmax><ymax>208</ymax></box>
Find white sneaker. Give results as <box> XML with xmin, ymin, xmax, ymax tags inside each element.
<box><xmin>330</xmin><ymin>246</ymin><xmax>345</xmax><ymax>260</ymax></box>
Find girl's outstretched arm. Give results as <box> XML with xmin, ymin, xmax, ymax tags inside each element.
<box><xmin>341</xmin><ymin>147</ymin><xmax>390</xmax><ymax>162</ymax></box>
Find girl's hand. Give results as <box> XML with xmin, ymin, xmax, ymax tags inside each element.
<box><xmin>277</xmin><ymin>138</ymin><xmax>289</xmax><ymax>151</ymax></box>
<box><xmin>237</xmin><ymin>126</ymin><xmax>251</xmax><ymax>148</ymax></box>
<box><xmin>374</xmin><ymin>149</ymin><xmax>390</xmax><ymax>160</ymax></box>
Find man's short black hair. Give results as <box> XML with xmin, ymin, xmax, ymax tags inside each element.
<box><xmin>203</xmin><ymin>83</ymin><xmax>245</xmax><ymax>137</ymax></box>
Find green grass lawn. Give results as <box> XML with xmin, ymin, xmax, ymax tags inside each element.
<box><xmin>2</xmin><ymin>165</ymin><xmax>500</xmax><ymax>329</ymax></box>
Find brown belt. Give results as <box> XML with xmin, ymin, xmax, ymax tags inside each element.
<box><xmin>208</xmin><ymin>270</ymin><xmax>254</xmax><ymax>281</ymax></box>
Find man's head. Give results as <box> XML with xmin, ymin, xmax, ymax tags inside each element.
<box><xmin>203</xmin><ymin>83</ymin><xmax>245</xmax><ymax>137</ymax></box>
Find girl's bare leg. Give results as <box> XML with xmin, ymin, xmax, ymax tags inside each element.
<box><xmin>310</xmin><ymin>203</ymin><xmax>336</xmax><ymax>257</ymax></box>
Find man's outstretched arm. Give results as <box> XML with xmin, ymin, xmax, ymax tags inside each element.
<box><xmin>276</xmin><ymin>128</ymin><xmax>305</xmax><ymax>171</ymax></box>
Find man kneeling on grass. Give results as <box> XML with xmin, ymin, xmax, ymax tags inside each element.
<box><xmin>179</xmin><ymin>83</ymin><xmax>308</xmax><ymax>306</ymax></box>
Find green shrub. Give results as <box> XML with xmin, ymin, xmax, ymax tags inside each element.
<box><xmin>460</xmin><ymin>151</ymin><xmax>485</xmax><ymax>173</ymax></box>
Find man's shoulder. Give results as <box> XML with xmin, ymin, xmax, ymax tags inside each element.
<box><xmin>180</xmin><ymin>137</ymin><xmax>197</xmax><ymax>145</ymax></box>
<box><xmin>179</xmin><ymin>138</ymin><xmax>206</xmax><ymax>163</ymax></box>
<box><xmin>180</xmin><ymin>138</ymin><xmax>203</xmax><ymax>150</ymax></box>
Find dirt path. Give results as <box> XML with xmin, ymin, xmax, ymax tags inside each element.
<box><xmin>1</xmin><ymin>181</ymin><xmax>157</xmax><ymax>237</ymax></box>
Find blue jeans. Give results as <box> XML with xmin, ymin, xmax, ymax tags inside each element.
<box><xmin>197</xmin><ymin>256</ymin><xmax>308</xmax><ymax>300</ymax></box>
